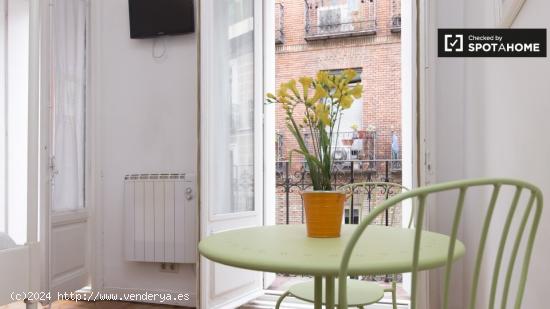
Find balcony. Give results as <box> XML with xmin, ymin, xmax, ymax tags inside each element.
<box><xmin>275</xmin><ymin>3</ymin><xmax>285</xmax><ymax>44</ymax></box>
<box><xmin>275</xmin><ymin>127</ymin><xmax>402</xmax><ymax>224</ymax></box>
<box><xmin>390</xmin><ymin>15</ymin><xmax>401</xmax><ymax>33</ymax></box>
<box><xmin>390</xmin><ymin>0</ymin><xmax>401</xmax><ymax>32</ymax></box>
<box><xmin>276</xmin><ymin>159</ymin><xmax>402</xmax><ymax>225</ymax></box>
<box><xmin>304</xmin><ymin>0</ymin><xmax>377</xmax><ymax>41</ymax></box>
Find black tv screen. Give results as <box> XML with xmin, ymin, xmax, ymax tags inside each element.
<box><xmin>129</xmin><ymin>0</ymin><xmax>195</xmax><ymax>39</ymax></box>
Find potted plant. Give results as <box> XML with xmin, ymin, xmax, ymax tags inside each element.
<box><xmin>350</xmin><ymin>123</ymin><xmax>359</xmax><ymax>139</ymax></box>
<box><xmin>267</xmin><ymin>70</ymin><xmax>363</xmax><ymax>237</ymax></box>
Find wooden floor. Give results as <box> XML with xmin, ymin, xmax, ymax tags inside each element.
<box><xmin>2</xmin><ymin>298</ymin><xmax>407</xmax><ymax>309</ymax></box>
<box><xmin>0</xmin><ymin>301</ymin><xmax>193</xmax><ymax>309</ymax></box>
<box><xmin>243</xmin><ymin>292</ymin><xmax>408</xmax><ymax>309</ymax></box>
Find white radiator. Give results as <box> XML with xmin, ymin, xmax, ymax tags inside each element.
<box><xmin>124</xmin><ymin>173</ymin><xmax>196</xmax><ymax>263</ymax></box>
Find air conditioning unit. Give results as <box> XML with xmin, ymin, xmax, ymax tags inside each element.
<box><xmin>333</xmin><ymin>140</ymin><xmax>363</xmax><ymax>171</ymax></box>
<box><xmin>318</xmin><ymin>5</ymin><xmax>353</xmax><ymax>34</ymax></box>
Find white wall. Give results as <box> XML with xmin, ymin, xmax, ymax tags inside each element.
<box><xmin>433</xmin><ymin>0</ymin><xmax>550</xmax><ymax>308</ymax></box>
<box><xmin>92</xmin><ymin>0</ymin><xmax>197</xmax><ymax>305</ymax></box>
<box><xmin>464</xmin><ymin>1</ymin><xmax>550</xmax><ymax>307</ymax></box>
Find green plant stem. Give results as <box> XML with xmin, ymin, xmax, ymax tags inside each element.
<box><xmin>304</xmin><ymin>107</ymin><xmax>320</xmax><ymax>160</ymax></box>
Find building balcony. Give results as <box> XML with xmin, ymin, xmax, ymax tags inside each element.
<box><xmin>275</xmin><ymin>159</ymin><xmax>402</xmax><ymax>225</ymax></box>
<box><xmin>390</xmin><ymin>0</ymin><xmax>401</xmax><ymax>33</ymax></box>
<box><xmin>390</xmin><ymin>14</ymin><xmax>401</xmax><ymax>32</ymax></box>
<box><xmin>275</xmin><ymin>3</ymin><xmax>285</xmax><ymax>44</ymax></box>
<box><xmin>304</xmin><ymin>0</ymin><xmax>377</xmax><ymax>41</ymax></box>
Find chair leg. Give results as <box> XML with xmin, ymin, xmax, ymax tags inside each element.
<box><xmin>357</xmin><ymin>306</ymin><xmax>365</xmax><ymax>309</ymax></box>
<box><xmin>275</xmin><ymin>291</ymin><xmax>291</xmax><ymax>309</ymax></box>
<box><xmin>24</xmin><ymin>300</ymin><xmax>37</xmax><ymax>309</ymax></box>
<box><xmin>391</xmin><ymin>280</ymin><xmax>398</xmax><ymax>309</ymax></box>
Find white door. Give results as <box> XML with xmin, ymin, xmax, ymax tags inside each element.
<box><xmin>199</xmin><ymin>0</ymin><xmax>266</xmax><ymax>308</ymax></box>
<box><xmin>41</xmin><ymin>0</ymin><xmax>91</xmax><ymax>299</ymax></box>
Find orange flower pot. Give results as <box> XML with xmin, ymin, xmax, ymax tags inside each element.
<box><xmin>302</xmin><ymin>191</ymin><xmax>347</xmax><ymax>238</ymax></box>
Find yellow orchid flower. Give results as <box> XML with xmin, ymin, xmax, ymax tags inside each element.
<box><xmin>310</xmin><ymin>84</ymin><xmax>328</xmax><ymax>103</ymax></box>
<box><xmin>338</xmin><ymin>78</ymin><xmax>346</xmax><ymax>89</ymax></box>
<box><xmin>316</xmin><ymin>71</ymin><xmax>329</xmax><ymax>84</ymax></box>
<box><xmin>277</xmin><ymin>82</ymin><xmax>289</xmax><ymax>97</ymax></box>
<box><xmin>299</xmin><ymin>76</ymin><xmax>313</xmax><ymax>99</ymax></box>
<box><xmin>299</xmin><ymin>76</ymin><xmax>313</xmax><ymax>88</ymax></box>
<box><xmin>264</xmin><ymin>71</ymin><xmax>363</xmax><ymax>191</ymax></box>
<box><xmin>287</xmin><ymin>79</ymin><xmax>300</xmax><ymax>98</ymax></box>
<box><xmin>343</xmin><ymin>69</ymin><xmax>357</xmax><ymax>81</ymax></box>
<box><xmin>315</xmin><ymin>103</ymin><xmax>331</xmax><ymax>126</ymax></box>
<box><xmin>325</xmin><ymin>75</ymin><xmax>335</xmax><ymax>88</ymax></box>
<box><xmin>340</xmin><ymin>95</ymin><xmax>354</xmax><ymax>109</ymax></box>
<box><xmin>280</xmin><ymin>96</ymin><xmax>291</xmax><ymax>105</ymax></box>
<box><xmin>350</xmin><ymin>84</ymin><xmax>363</xmax><ymax>98</ymax></box>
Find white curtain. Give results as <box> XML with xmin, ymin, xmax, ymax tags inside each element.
<box><xmin>52</xmin><ymin>0</ymin><xmax>87</xmax><ymax>211</ymax></box>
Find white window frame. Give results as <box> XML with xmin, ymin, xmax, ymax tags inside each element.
<box><xmin>0</xmin><ymin>0</ymin><xmax>7</xmax><ymax>233</ymax></box>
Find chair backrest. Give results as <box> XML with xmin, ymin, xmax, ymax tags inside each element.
<box><xmin>339</xmin><ymin>182</ymin><xmax>411</xmax><ymax>227</ymax></box>
<box><xmin>337</xmin><ymin>178</ymin><xmax>543</xmax><ymax>309</ymax></box>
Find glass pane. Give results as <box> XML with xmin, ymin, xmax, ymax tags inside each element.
<box><xmin>51</xmin><ymin>0</ymin><xmax>87</xmax><ymax>211</ymax></box>
<box><xmin>211</xmin><ymin>0</ymin><xmax>255</xmax><ymax>215</ymax></box>
<box><xmin>2</xmin><ymin>0</ymin><xmax>30</xmax><ymax>243</ymax></box>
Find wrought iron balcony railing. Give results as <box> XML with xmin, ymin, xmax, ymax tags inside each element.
<box><xmin>275</xmin><ymin>159</ymin><xmax>404</xmax><ymax>285</ymax></box>
<box><xmin>304</xmin><ymin>0</ymin><xmax>377</xmax><ymax>41</ymax></box>
<box><xmin>276</xmin><ymin>159</ymin><xmax>402</xmax><ymax>225</ymax></box>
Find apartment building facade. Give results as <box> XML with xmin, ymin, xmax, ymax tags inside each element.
<box><xmin>275</xmin><ymin>0</ymin><xmax>402</xmax><ymax>224</ymax></box>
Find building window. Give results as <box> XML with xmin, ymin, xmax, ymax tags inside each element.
<box><xmin>326</xmin><ymin>68</ymin><xmax>363</xmax><ymax>147</ymax></box>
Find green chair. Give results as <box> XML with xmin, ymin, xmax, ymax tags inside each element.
<box><xmin>275</xmin><ymin>182</ymin><xmax>410</xmax><ymax>309</ymax></box>
<box><xmin>338</xmin><ymin>178</ymin><xmax>543</xmax><ymax>309</ymax></box>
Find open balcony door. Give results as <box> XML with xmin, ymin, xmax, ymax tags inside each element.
<box><xmin>200</xmin><ymin>0</ymin><xmax>274</xmax><ymax>308</ymax></box>
<box><xmin>39</xmin><ymin>0</ymin><xmax>91</xmax><ymax>300</ymax></box>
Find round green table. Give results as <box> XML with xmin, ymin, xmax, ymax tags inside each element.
<box><xmin>199</xmin><ymin>224</ymin><xmax>465</xmax><ymax>309</ymax></box>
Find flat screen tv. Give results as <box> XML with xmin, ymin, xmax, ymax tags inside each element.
<box><xmin>129</xmin><ymin>0</ymin><xmax>195</xmax><ymax>39</ymax></box>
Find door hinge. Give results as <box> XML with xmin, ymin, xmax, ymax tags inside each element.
<box><xmin>49</xmin><ymin>156</ymin><xmax>59</xmax><ymax>178</ymax></box>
